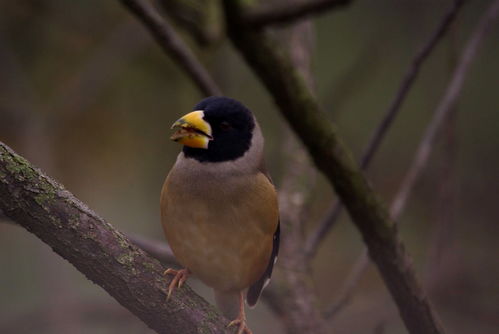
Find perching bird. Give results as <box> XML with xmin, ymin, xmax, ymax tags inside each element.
<box><xmin>160</xmin><ymin>96</ymin><xmax>280</xmax><ymax>334</ymax></box>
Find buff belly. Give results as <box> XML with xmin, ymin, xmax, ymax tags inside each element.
<box><xmin>160</xmin><ymin>171</ymin><xmax>277</xmax><ymax>292</ymax></box>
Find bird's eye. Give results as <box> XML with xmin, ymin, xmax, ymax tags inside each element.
<box><xmin>219</xmin><ymin>121</ymin><xmax>232</xmax><ymax>131</ymax></box>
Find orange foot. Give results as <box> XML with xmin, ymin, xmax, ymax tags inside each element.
<box><xmin>227</xmin><ymin>317</ymin><xmax>252</xmax><ymax>334</ymax></box>
<box><xmin>227</xmin><ymin>292</ymin><xmax>253</xmax><ymax>334</ymax></box>
<box><xmin>163</xmin><ymin>268</ymin><xmax>190</xmax><ymax>300</ymax></box>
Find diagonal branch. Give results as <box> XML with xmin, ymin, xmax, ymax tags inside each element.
<box><xmin>127</xmin><ymin>234</ymin><xmax>178</xmax><ymax>267</ymax></box>
<box><xmin>324</xmin><ymin>0</ymin><xmax>499</xmax><ymax>318</ymax></box>
<box><xmin>243</xmin><ymin>0</ymin><xmax>352</xmax><ymax>29</ymax></box>
<box><xmin>119</xmin><ymin>0</ymin><xmax>221</xmax><ymax>96</ymax></box>
<box><xmin>304</xmin><ymin>0</ymin><xmax>467</xmax><ymax>259</ymax></box>
<box><xmin>390</xmin><ymin>0</ymin><xmax>499</xmax><ymax>221</ymax></box>
<box><xmin>325</xmin><ymin>248</ymin><xmax>369</xmax><ymax>318</ymax></box>
<box><xmin>0</xmin><ymin>142</ymin><xmax>233</xmax><ymax>334</ymax></box>
<box><xmin>223</xmin><ymin>1</ymin><xmax>443</xmax><ymax>333</ymax></box>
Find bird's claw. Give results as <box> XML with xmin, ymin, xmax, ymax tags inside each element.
<box><xmin>227</xmin><ymin>316</ymin><xmax>253</xmax><ymax>334</ymax></box>
<box><xmin>163</xmin><ymin>268</ymin><xmax>189</xmax><ymax>300</ymax></box>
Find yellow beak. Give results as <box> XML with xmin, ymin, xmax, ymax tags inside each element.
<box><xmin>170</xmin><ymin>110</ymin><xmax>213</xmax><ymax>149</ymax></box>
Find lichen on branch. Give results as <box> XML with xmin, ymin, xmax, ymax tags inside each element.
<box><xmin>0</xmin><ymin>142</ymin><xmax>232</xmax><ymax>334</ymax></box>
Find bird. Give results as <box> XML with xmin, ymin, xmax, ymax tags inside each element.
<box><xmin>160</xmin><ymin>96</ymin><xmax>280</xmax><ymax>334</ymax></box>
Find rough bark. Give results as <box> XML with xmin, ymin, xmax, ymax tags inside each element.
<box><xmin>0</xmin><ymin>142</ymin><xmax>233</xmax><ymax>334</ymax></box>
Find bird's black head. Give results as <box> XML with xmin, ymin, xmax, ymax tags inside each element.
<box><xmin>172</xmin><ymin>96</ymin><xmax>255</xmax><ymax>163</ymax></box>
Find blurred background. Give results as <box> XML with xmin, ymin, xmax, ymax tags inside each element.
<box><xmin>0</xmin><ymin>0</ymin><xmax>498</xmax><ymax>333</ymax></box>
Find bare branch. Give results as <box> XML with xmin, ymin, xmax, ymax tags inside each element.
<box><xmin>127</xmin><ymin>234</ymin><xmax>178</xmax><ymax>267</ymax></box>
<box><xmin>324</xmin><ymin>0</ymin><xmax>499</xmax><ymax>319</ymax></box>
<box><xmin>391</xmin><ymin>0</ymin><xmax>499</xmax><ymax>220</ymax></box>
<box><xmin>304</xmin><ymin>0</ymin><xmax>466</xmax><ymax>259</ymax></box>
<box><xmin>0</xmin><ymin>142</ymin><xmax>233</xmax><ymax>334</ymax></box>
<box><xmin>119</xmin><ymin>0</ymin><xmax>221</xmax><ymax>96</ymax></box>
<box><xmin>425</xmin><ymin>110</ymin><xmax>459</xmax><ymax>289</ymax></box>
<box><xmin>223</xmin><ymin>2</ymin><xmax>444</xmax><ymax>333</ymax></box>
<box><xmin>243</xmin><ymin>0</ymin><xmax>352</xmax><ymax>29</ymax></box>
<box><xmin>325</xmin><ymin>248</ymin><xmax>369</xmax><ymax>318</ymax></box>
<box><xmin>359</xmin><ymin>0</ymin><xmax>466</xmax><ymax>172</ymax></box>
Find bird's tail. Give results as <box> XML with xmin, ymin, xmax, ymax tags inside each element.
<box><xmin>214</xmin><ymin>290</ymin><xmax>240</xmax><ymax>320</ymax></box>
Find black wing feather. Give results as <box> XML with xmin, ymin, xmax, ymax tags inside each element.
<box><xmin>246</xmin><ymin>221</ymin><xmax>280</xmax><ymax>307</ymax></box>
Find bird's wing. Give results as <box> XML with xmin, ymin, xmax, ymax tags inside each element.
<box><xmin>246</xmin><ymin>167</ymin><xmax>280</xmax><ymax>307</ymax></box>
<box><xmin>246</xmin><ymin>220</ymin><xmax>279</xmax><ymax>307</ymax></box>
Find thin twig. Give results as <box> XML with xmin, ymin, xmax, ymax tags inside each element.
<box><xmin>243</xmin><ymin>0</ymin><xmax>352</xmax><ymax>29</ymax></box>
<box><xmin>324</xmin><ymin>0</ymin><xmax>499</xmax><ymax>319</ymax></box>
<box><xmin>425</xmin><ymin>109</ymin><xmax>458</xmax><ymax>290</ymax></box>
<box><xmin>391</xmin><ymin>0</ymin><xmax>499</xmax><ymax>220</ymax></box>
<box><xmin>325</xmin><ymin>248</ymin><xmax>369</xmax><ymax>318</ymax></box>
<box><xmin>359</xmin><ymin>0</ymin><xmax>466</xmax><ymax>172</ymax></box>
<box><xmin>425</xmin><ymin>34</ymin><xmax>459</xmax><ymax>286</ymax></box>
<box><xmin>304</xmin><ymin>0</ymin><xmax>466</xmax><ymax>259</ymax></box>
<box><xmin>120</xmin><ymin>0</ymin><xmax>221</xmax><ymax>96</ymax></box>
<box><xmin>127</xmin><ymin>234</ymin><xmax>178</xmax><ymax>266</ymax></box>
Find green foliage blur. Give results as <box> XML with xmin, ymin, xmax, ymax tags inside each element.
<box><xmin>1</xmin><ymin>1</ymin><xmax>498</xmax><ymax>333</ymax></box>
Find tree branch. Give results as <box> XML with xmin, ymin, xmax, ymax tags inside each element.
<box><xmin>324</xmin><ymin>248</ymin><xmax>369</xmax><ymax>318</ymax></box>
<box><xmin>127</xmin><ymin>234</ymin><xmax>178</xmax><ymax>267</ymax></box>
<box><xmin>223</xmin><ymin>1</ymin><xmax>444</xmax><ymax>333</ymax></box>
<box><xmin>324</xmin><ymin>0</ymin><xmax>499</xmax><ymax>318</ymax></box>
<box><xmin>119</xmin><ymin>0</ymin><xmax>221</xmax><ymax>96</ymax></box>
<box><xmin>304</xmin><ymin>0</ymin><xmax>467</xmax><ymax>259</ymax></box>
<box><xmin>390</xmin><ymin>0</ymin><xmax>499</xmax><ymax>220</ymax></box>
<box><xmin>243</xmin><ymin>0</ymin><xmax>352</xmax><ymax>29</ymax></box>
<box><xmin>0</xmin><ymin>142</ymin><xmax>233</xmax><ymax>334</ymax></box>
